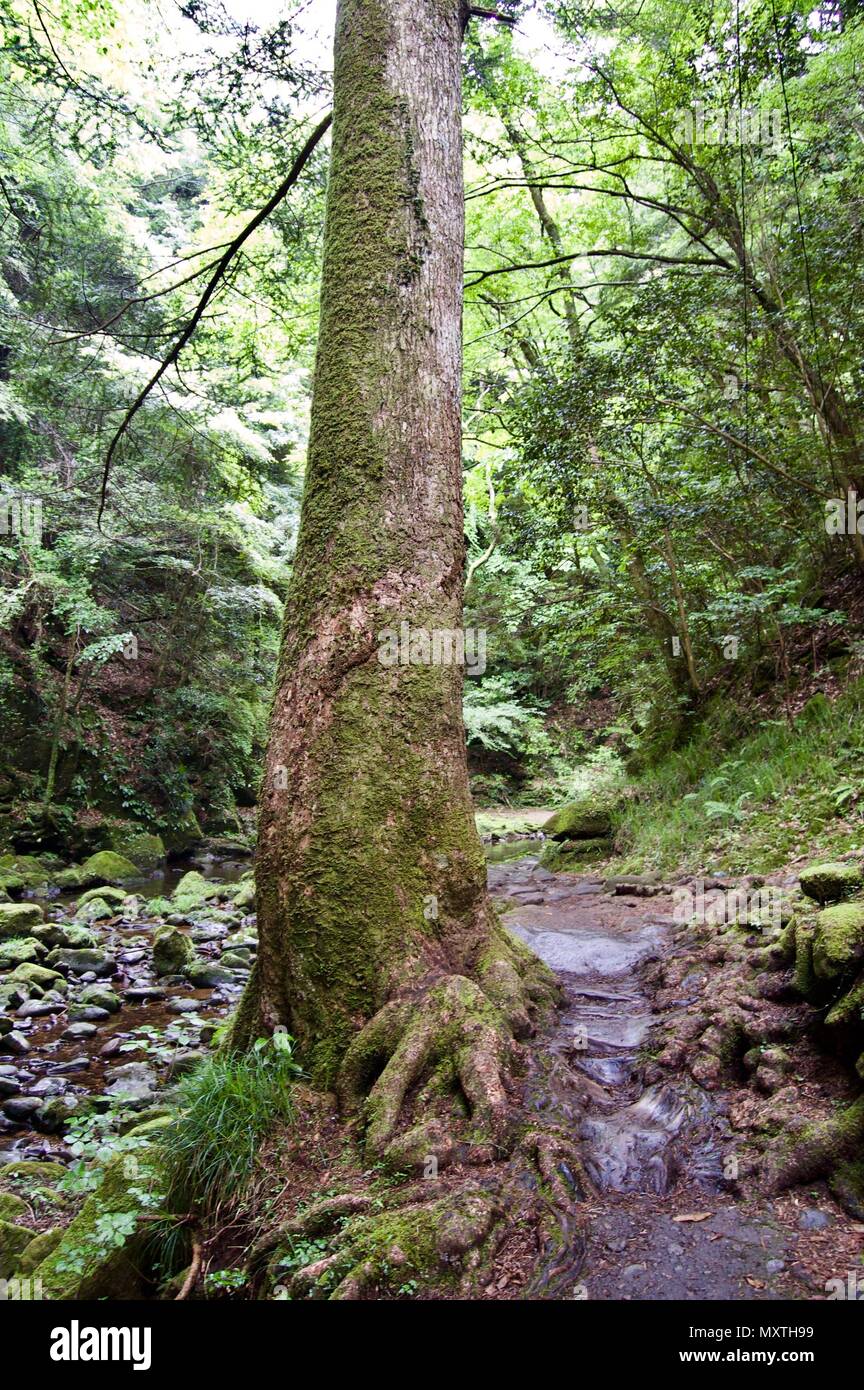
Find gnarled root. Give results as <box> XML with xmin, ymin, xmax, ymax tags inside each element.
<box><xmin>763</xmin><ymin>1095</ymin><xmax>864</xmax><ymax>1193</ymax></box>
<box><xmin>285</xmin><ymin>1187</ymin><xmax>501</xmax><ymax>1301</ymax></box>
<box><xmin>338</xmin><ymin>973</ymin><xmax>516</xmax><ymax>1170</ymax></box>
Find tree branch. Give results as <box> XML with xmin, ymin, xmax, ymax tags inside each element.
<box><xmin>97</xmin><ymin>111</ymin><xmax>332</xmax><ymax>529</ymax></box>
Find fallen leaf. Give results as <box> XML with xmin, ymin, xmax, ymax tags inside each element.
<box><xmin>745</xmin><ymin>1277</ymin><xmax>766</xmax><ymax>1289</ymax></box>
<box><xmin>673</xmin><ymin>1212</ymin><xmax>713</xmax><ymax>1223</ymax></box>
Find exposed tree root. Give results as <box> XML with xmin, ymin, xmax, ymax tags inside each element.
<box><xmin>763</xmin><ymin>1096</ymin><xmax>864</xmax><ymax>1193</ymax></box>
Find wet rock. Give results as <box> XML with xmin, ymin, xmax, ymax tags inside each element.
<box><xmin>45</xmin><ymin>947</ymin><xmax>113</xmax><ymax>978</ymax></box>
<box><xmin>16</xmin><ymin>999</ymin><xmax>64</xmax><ymax>1018</ymax></box>
<box><xmin>104</xmin><ymin>1062</ymin><xmax>158</xmax><ymax>1104</ymax></box>
<box><xmin>2</xmin><ymin>1095</ymin><xmax>42</xmax><ymax>1122</ymax></box>
<box><xmin>219</xmin><ymin>950</ymin><xmax>251</xmax><ymax>970</ymax></box>
<box><xmin>60</xmin><ymin>1021</ymin><xmax>98</xmax><ymax>1041</ymax></box>
<box><xmin>152</xmin><ymin>926</ymin><xmax>195</xmax><ymax>976</ymax></box>
<box><xmin>123</xmin><ymin>985</ymin><xmax>166</xmax><ymax>1002</ymax></box>
<box><xmin>74</xmin><ymin>898</ymin><xmax>116</xmax><ymax>924</ymax></box>
<box><xmin>0</xmin><ymin>1031</ymin><xmax>30</xmax><ymax>1057</ymax></box>
<box><xmin>47</xmin><ymin>1056</ymin><xmax>90</xmax><ymax>1075</ymax></box>
<box><xmin>34</xmin><ymin>1096</ymin><xmax>77</xmax><ymax>1133</ymax></box>
<box><xmin>0</xmin><ymin>1074</ymin><xmax>20</xmax><ymax>1098</ymax></box>
<box><xmin>79</xmin><ymin>985</ymin><xmax>120</xmax><ymax>1013</ymax></box>
<box><xmin>166</xmin><ymin>1049</ymin><xmax>206</xmax><ymax>1079</ymax></box>
<box><xmin>185</xmin><ymin>960</ymin><xmax>235</xmax><ymax>988</ymax></box>
<box><xmin>68</xmin><ymin>1005</ymin><xmax>110</xmax><ymax>1023</ymax></box>
<box><xmin>167</xmin><ymin>998</ymin><xmax>203</xmax><ymax>1014</ymax></box>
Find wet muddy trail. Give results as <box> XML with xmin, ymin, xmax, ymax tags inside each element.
<box><xmin>490</xmin><ymin>854</ymin><xmax>851</xmax><ymax>1301</ymax></box>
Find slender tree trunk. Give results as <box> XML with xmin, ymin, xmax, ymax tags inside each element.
<box><xmin>234</xmin><ymin>0</ymin><xmax>548</xmax><ymax>1130</ymax></box>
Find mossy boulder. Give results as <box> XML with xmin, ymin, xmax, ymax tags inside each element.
<box><xmin>185</xmin><ymin>958</ymin><xmax>235</xmax><ymax>988</ymax></box>
<box><xmin>0</xmin><ymin>1218</ymin><xmax>35</xmax><ymax>1278</ymax></box>
<box><xmin>0</xmin><ymin>1159</ymin><xmax>66</xmax><ymax>1187</ymax></box>
<box><xmin>542</xmin><ymin>802</ymin><xmax>614</xmax><ymax>841</ymax></box>
<box><xmin>8</xmin><ymin>962</ymin><xmax>67</xmax><ymax>992</ymax></box>
<box><xmin>76</xmin><ymin>885</ymin><xmax>128</xmax><ymax>910</ymax></box>
<box><xmin>163</xmin><ymin>810</ymin><xmax>203</xmax><ymax>857</ymax></box>
<box><xmin>17</xmin><ymin>1226</ymin><xmax>63</xmax><ymax>1273</ymax></box>
<box><xmin>538</xmin><ymin>837</ymin><xmax>610</xmax><ymax>872</ymax></box>
<box><xmin>0</xmin><ymin>937</ymin><xmax>47</xmax><ymax>969</ymax></box>
<box><xmin>106</xmin><ymin>831</ymin><xmax>165</xmax><ymax>869</ymax></box>
<box><xmin>229</xmin><ymin>880</ymin><xmax>256</xmax><ymax>912</ymax></box>
<box><xmin>79</xmin><ymin>985</ymin><xmax>121</xmax><ymax>1013</ymax></box>
<box><xmin>0</xmin><ymin>902</ymin><xmax>45</xmax><ymax>939</ymax></box>
<box><xmin>0</xmin><ymin>854</ymin><xmax>51</xmax><ymax>894</ymax></box>
<box><xmin>152</xmin><ymin>927</ymin><xmax>195</xmax><ymax>976</ymax></box>
<box><xmin>78</xmin><ymin>851</ymin><xmax>141</xmax><ymax>886</ymax></box>
<box><xmin>0</xmin><ymin>1191</ymin><xmax>29</xmax><ymax>1222</ymax></box>
<box><xmin>799</xmin><ymin>862</ymin><xmax>862</xmax><ymax>905</ymax></box>
<box><xmin>172</xmin><ymin>870</ymin><xmax>223</xmax><ymax>913</ymax></box>
<box><xmin>812</xmin><ymin>902</ymin><xmax>864</xmax><ymax>982</ymax></box>
<box><xmin>27</xmin><ymin>1151</ymin><xmax>164</xmax><ymax>1299</ymax></box>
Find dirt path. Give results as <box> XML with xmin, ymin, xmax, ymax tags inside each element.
<box><xmin>489</xmin><ymin>854</ymin><xmax>861</xmax><ymax>1301</ymax></box>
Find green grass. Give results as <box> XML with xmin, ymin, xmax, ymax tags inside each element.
<box><xmin>612</xmin><ymin>682</ymin><xmax>864</xmax><ymax>875</ymax></box>
<box><xmin>160</xmin><ymin>1036</ymin><xmax>302</xmax><ymax>1215</ymax></box>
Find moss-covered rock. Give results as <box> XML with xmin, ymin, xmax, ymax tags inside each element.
<box><xmin>799</xmin><ymin>862</ymin><xmax>862</xmax><ymax>904</ymax></box>
<box><xmin>0</xmin><ymin>1191</ymin><xmax>29</xmax><ymax>1222</ymax></box>
<box><xmin>8</xmin><ymin>962</ymin><xmax>66</xmax><ymax>992</ymax></box>
<box><xmin>76</xmin><ymin>885</ymin><xmax>128</xmax><ymax>910</ymax></box>
<box><xmin>229</xmin><ymin>880</ymin><xmax>256</xmax><ymax>912</ymax></box>
<box><xmin>0</xmin><ymin>1218</ymin><xmax>35</xmax><ymax>1277</ymax></box>
<box><xmin>538</xmin><ymin>837</ymin><xmax>610</xmax><ymax>872</ymax></box>
<box><xmin>542</xmin><ymin>802</ymin><xmax>614</xmax><ymax>841</ymax></box>
<box><xmin>0</xmin><ymin>1159</ymin><xmax>67</xmax><ymax>1187</ymax></box>
<box><xmin>0</xmin><ymin>937</ymin><xmax>47</xmax><ymax>969</ymax></box>
<box><xmin>74</xmin><ymin>897</ymin><xmax>116</xmax><ymax>923</ymax></box>
<box><xmin>0</xmin><ymin>902</ymin><xmax>45</xmax><ymax>939</ymax></box>
<box><xmin>106</xmin><ymin>831</ymin><xmax>165</xmax><ymax>869</ymax></box>
<box><xmin>812</xmin><ymin>902</ymin><xmax>864</xmax><ymax>981</ymax></box>
<box><xmin>78</xmin><ymin>851</ymin><xmax>141</xmax><ymax>886</ymax></box>
<box><xmin>79</xmin><ymin>985</ymin><xmax>121</xmax><ymax>1013</ymax></box>
<box><xmin>0</xmin><ymin>854</ymin><xmax>51</xmax><ymax>894</ymax></box>
<box><xmin>152</xmin><ymin>926</ymin><xmax>195</xmax><ymax>976</ymax></box>
<box><xmin>172</xmin><ymin>870</ymin><xmax>223</xmax><ymax>913</ymax></box>
<box><xmin>17</xmin><ymin>1226</ymin><xmax>63</xmax><ymax>1273</ymax></box>
<box><xmin>27</xmin><ymin>1151</ymin><xmax>165</xmax><ymax>1299</ymax></box>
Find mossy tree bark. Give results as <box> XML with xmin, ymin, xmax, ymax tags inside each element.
<box><xmin>233</xmin><ymin>0</ymin><xmax>553</xmax><ymax>1153</ymax></box>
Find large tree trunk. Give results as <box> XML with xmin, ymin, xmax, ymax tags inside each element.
<box><xmin>233</xmin><ymin>0</ymin><xmax>550</xmax><ymax>1164</ymax></box>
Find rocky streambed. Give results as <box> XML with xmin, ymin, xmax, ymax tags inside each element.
<box><xmin>0</xmin><ymin>858</ymin><xmax>254</xmax><ymax>1168</ymax></box>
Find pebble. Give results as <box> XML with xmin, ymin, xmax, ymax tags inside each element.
<box><xmin>798</xmin><ymin>1209</ymin><xmax>832</xmax><ymax>1231</ymax></box>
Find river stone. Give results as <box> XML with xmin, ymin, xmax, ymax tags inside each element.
<box><xmin>152</xmin><ymin>926</ymin><xmax>195</xmax><ymax>976</ymax></box>
<box><xmin>60</xmin><ymin>1022</ymin><xmax>98</xmax><ymax>1041</ymax></box>
<box><xmin>185</xmin><ymin>960</ymin><xmax>235</xmax><ymax>988</ymax></box>
<box><xmin>104</xmin><ymin>1062</ymin><xmax>157</xmax><ymax>1104</ymax></box>
<box><xmin>2</xmin><ymin>1095</ymin><xmax>41</xmax><ymax>1122</ymax></box>
<box><xmin>0</xmin><ymin>903</ymin><xmax>45</xmax><ymax>939</ymax></box>
<box><xmin>68</xmin><ymin>1005</ymin><xmax>109</xmax><ymax>1023</ymax></box>
<box><xmin>0</xmin><ymin>1031</ymin><xmax>30</xmax><ymax>1057</ymax></box>
<box><xmin>799</xmin><ymin>862</ymin><xmax>862</xmax><ymax>904</ymax></box>
<box><xmin>123</xmin><ymin>985</ymin><xmax>166</xmax><ymax>1002</ymax></box>
<box><xmin>78</xmin><ymin>850</ymin><xmax>141</xmax><ymax>885</ymax></box>
<box><xmin>167</xmin><ymin>998</ymin><xmax>202</xmax><ymax>1013</ymax></box>
<box><xmin>45</xmin><ymin>947</ymin><xmax>113</xmax><ymax>978</ymax></box>
<box><xmin>80</xmin><ymin>985</ymin><xmax>122</xmax><ymax>1014</ymax></box>
<box><xmin>538</xmin><ymin>838</ymin><xmax>610</xmax><ymax>872</ymax></box>
<box><xmin>74</xmin><ymin>898</ymin><xmax>116</xmax><ymax>923</ymax></box>
<box><xmin>16</xmin><ymin>999</ymin><xmax>64</xmax><ymax>1018</ymax></box>
<box><xmin>77</xmin><ymin>885</ymin><xmax>128</xmax><ymax>909</ymax></box>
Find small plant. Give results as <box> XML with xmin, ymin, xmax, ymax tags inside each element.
<box><xmin>203</xmin><ymin>1267</ymin><xmax>247</xmax><ymax>1295</ymax></box>
<box><xmin>160</xmin><ymin>1034</ymin><xmax>302</xmax><ymax>1215</ymax></box>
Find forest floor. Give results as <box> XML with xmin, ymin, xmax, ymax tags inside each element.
<box><xmin>491</xmin><ymin>853</ymin><xmax>864</xmax><ymax>1301</ymax></box>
